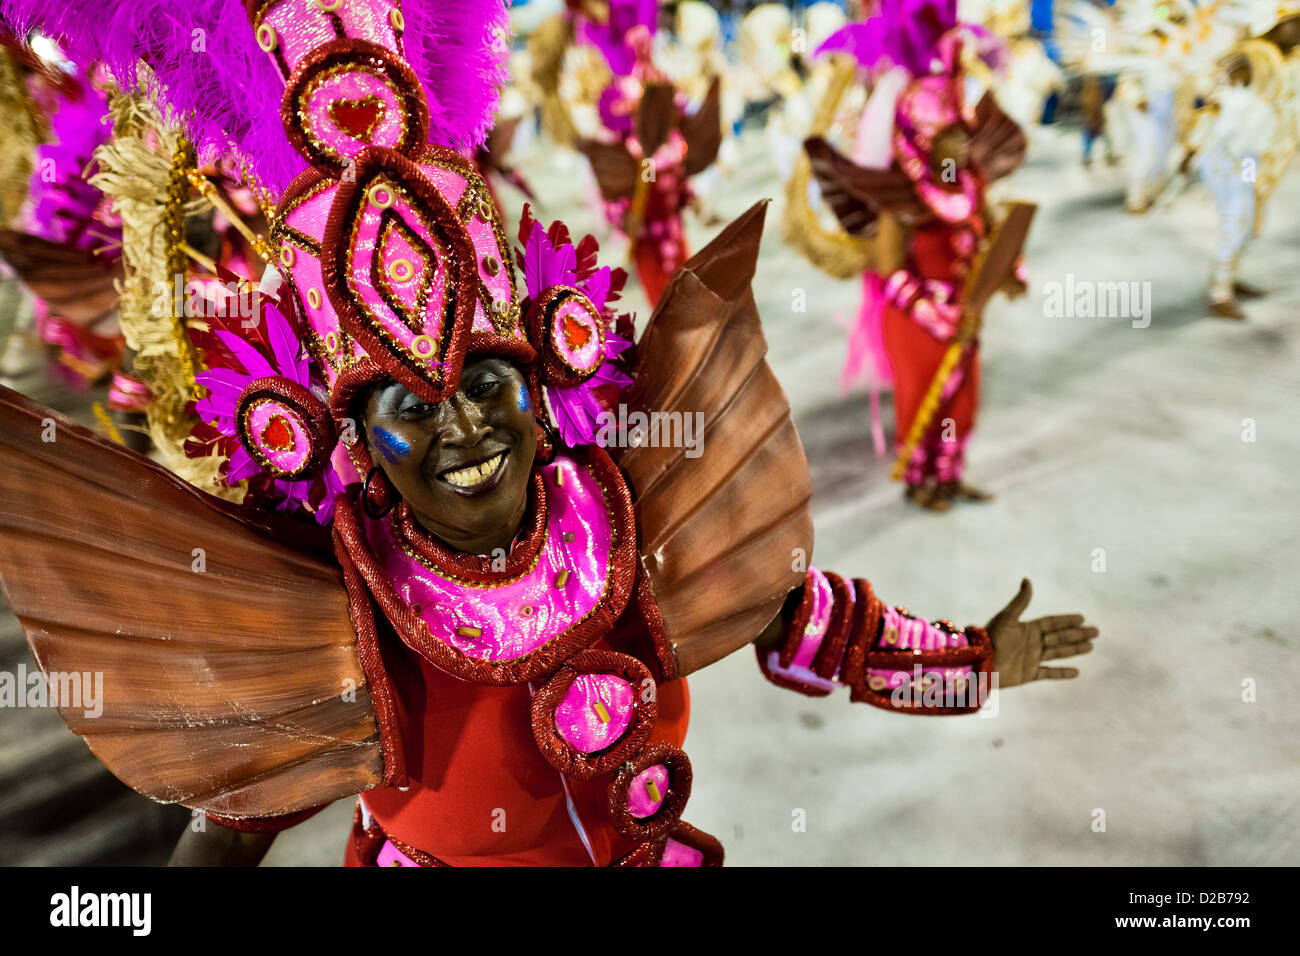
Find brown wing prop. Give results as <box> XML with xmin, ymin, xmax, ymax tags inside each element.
<box><xmin>576</xmin><ymin>139</ymin><xmax>640</xmax><ymax>201</ymax></box>
<box><xmin>637</xmin><ymin>82</ymin><xmax>678</xmax><ymax>158</ymax></box>
<box><xmin>611</xmin><ymin>202</ymin><xmax>814</xmax><ymax>678</ymax></box>
<box><xmin>968</xmin><ymin>91</ymin><xmax>1028</xmax><ymax>183</ymax></box>
<box><xmin>0</xmin><ymin>229</ymin><xmax>121</xmax><ymax>324</ymax></box>
<box><xmin>680</xmin><ymin>76</ymin><xmax>722</xmax><ymax>176</ymax></box>
<box><xmin>483</xmin><ymin>115</ymin><xmax>523</xmax><ymax>171</ymax></box>
<box><xmin>804</xmin><ymin>137</ymin><xmax>927</xmax><ymax>234</ymax></box>
<box><xmin>0</xmin><ymin>385</ymin><xmax>382</xmax><ymax>819</ymax></box>
<box><xmin>966</xmin><ymin>201</ymin><xmax>1036</xmax><ymax>316</ymax></box>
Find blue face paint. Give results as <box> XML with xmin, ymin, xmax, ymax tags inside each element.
<box><xmin>372</xmin><ymin>426</ymin><xmax>410</xmax><ymax>464</ymax></box>
<box><xmin>517</xmin><ymin>384</ymin><xmax>532</xmax><ymax>413</ymax></box>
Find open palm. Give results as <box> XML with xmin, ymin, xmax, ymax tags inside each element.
<box><xmin>986</xmin><ymin>579</ymin><xmax>1099</xmax><ymax>688</ymax></box>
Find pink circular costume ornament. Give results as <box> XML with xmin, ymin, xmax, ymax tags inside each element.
<box><xmin>281</xmin><ymin>40</ymin><xmax>430</xmax><ymax>171</ymax></box>
<box><xmin>609</xmin><ymin>742</ymin><xmax>692</xmax><ymax>842</ymax></box>
<box><xmin>626</xmin><ymin>764</ymin><xmax>668</xmax><ymax>818</ymax></box>
<box><xmin>531</xmin><ymin>649</ymin><xmax>656</xmax><ymax>779</ymax></box>
<box><xmin>235</xmin><ymin>375</ymin><xmax>334</xmax><ymax>479</ymax></box>
<box><xmin>526</xmin><ymin>285</ymin><xmax>607</xmax><ymax>388</ymax></box>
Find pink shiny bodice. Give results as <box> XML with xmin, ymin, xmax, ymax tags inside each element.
<box><xmin>360</xmin><ymin>454</ymin><xmax>615</xmax><ymax>663</ymax></box>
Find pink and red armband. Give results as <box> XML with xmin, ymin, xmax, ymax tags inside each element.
<box><xmin>757</xmin><ymin>568</ymin><xmax>994</xmax><ymax>714</ymax></box>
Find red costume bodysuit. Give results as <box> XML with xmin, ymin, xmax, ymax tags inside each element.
<box><xmin>882</xmin><ymin>214</ymin><xmax>985</xmax><ymax>486</ymax></box>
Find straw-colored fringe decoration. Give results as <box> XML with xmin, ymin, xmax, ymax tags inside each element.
<box><xmin>780</xmin><ymin>57</ymin><xmax>875</xmax><ymax>280</ymax></box>
<box><xmin>528</xmin><ymin>14</ymin><xmax>577</xmax><ymax>148</ymax></box>
<box><xmin>0</xmin><ymin>47</ymin><xmax>48</xmax><ymax>227</ymax></box>
<box><xmin>92</xmin><ymin>401</ymin><xmax>124</xmax><ymax>445</ymax></box>
<box><xmin>88</xmin><ymin>88</ymin><xmax>244</xmax><ymax>502</ymax></box>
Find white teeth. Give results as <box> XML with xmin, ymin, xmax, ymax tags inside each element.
<box><xmin>443</xmin><ymin>452</ymin><xmax>505</xmax><ymax>488</ymax></box>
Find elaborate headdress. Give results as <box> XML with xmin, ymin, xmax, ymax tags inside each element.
<box><xmin>3</xmin><ymin>0</ymin><xmax>629</xmax><ymax>499</ymax></box>
<box><xmin>814</xmin><ymin>0</ymin><xmax>999</xmax><ymax>220</ymax></box>
<box><xmin>571</xmin><ymin>0</ymin><xmax>660</xmax><ymax>77</ymax></box>
<box><xmin>815</xmin><ymin>0</ymin><xmax>1006</xmax><ymax>79</ymax></box>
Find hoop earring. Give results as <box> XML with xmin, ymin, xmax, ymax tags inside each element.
<box><xmin>535</xmin><ymin>416</ymin><xmax>561</xmax><ymax>465</ymax></box>
<box><xmin>362</xmin><ymin>466</ymin><xmax>399</xmax><ymax>520</ymax></box>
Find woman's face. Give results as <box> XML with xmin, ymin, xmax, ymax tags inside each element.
<box><xmin>362</xmin><ymin>357</ymin><xmax>538</xmax><ymax>555</ymax></box>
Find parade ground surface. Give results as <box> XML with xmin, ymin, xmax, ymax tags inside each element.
<box><xmin>4</xmin><ymin>123</ymin><xmax>1298</xmax><ymax>866</ymax></box>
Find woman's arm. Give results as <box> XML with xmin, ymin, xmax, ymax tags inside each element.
<box><xmin>756</xmin><ymin>570</ymin><xmax>1097</xmax><ymax>710</ymax></box>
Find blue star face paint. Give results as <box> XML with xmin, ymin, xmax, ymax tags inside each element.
<box><xmin>517</xmin><ymin>384</ymin><xmax>532</xmax><ymax>414</ymax></box>
<box><xmin>372</xmin><ymin>426</ymin><xmax>411</xmax><ymax>464</ymax></box>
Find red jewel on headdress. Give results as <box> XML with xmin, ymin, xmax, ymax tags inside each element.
<box><xmin>329</xmin><ymin>97</ymin><xmax>387</xmax><ymax>142</ymax></box>
<box><xmin>262</xmin><ymin>414</ymin><xmax>296</xmax><ymax>452</ymax></box>
<box><xmin>562</xmin><ymin>312</ymin><xmax>593</xmax><ymax>351</ymax></box>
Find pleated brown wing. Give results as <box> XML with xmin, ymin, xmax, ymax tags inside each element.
<box><xmin>0</xmin><ymin>385</ymin><xmax>382</xmax><ymax>819</ymax></box>
<box><xmin>637</xmin><ymin>82</ymin><xmax>678</xmax><ymax>159</ymax></box>
<box><xmin>576</xmin><ymin>139</ymin><xmax>640</xmax><ymax>201</ymax></box>
<box><xmin>804</xmin><ymin>137</ymin><xmax>927</xmax><ymax>234</ymax></box>
<box><xmin>680</xmin><ymin>76</ymin><xmax>722</xmax><ymax>176</ymax></box>
<box><xmin>611</xmin><ymin>202</ymin><xmax>814</xmax><ymax>678</ymax></box>
<box><xmin>968</xmin><ymin>91</ymin><xmax>1028</xmax><ymax>183</ymax></box>
<box><xmin>0</xmin><ymin>229</ymin><xmax>121</xmax><ymax>324</ymax></box>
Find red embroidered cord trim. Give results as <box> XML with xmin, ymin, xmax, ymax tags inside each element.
<box><xmin>633</xmin><ymin>562</ymin><xmax>676</xmax><ymax>680</ymax></box>
<box><xmin>529</xmin><ymin>649</ymin><xmax>657</xmax><ymax>780</ymax></box>
<box><xmin>392</xmin><ymin>473</ymin><xmax>548</xmax><ymax>583</ymax></box>
<box><xmin>755</xmin><ymin>643</ymin><xmax>833</xmax><ymax>697</ymax></box>
<box><xmin>812</xmin><ymin>571</ymin><xmax>853</xmax><ymax>680</ymax></box>
<box><xmin>334</xmin><ymin>446</ymin><xmax>638</xmax><ymax>686</ymax></box>
<box><xmin>206</xmin><ymin>803</ymin><xmax>328</xmax><ymax>833</ymax></box>
<box><xmin>838</xmin><ymin>578</ymin><xmax>882</xmax><ymax>692</ymax></box>
<box><xmin>333</xmin><ymin>523</ymin><xmax>407</xmax><ymax>786</ymax></box>
<box><xmin>777</xmin><ymin>570</ymin><xmax>819</xmax><ymax>670</ymax></box>
<box><xmin>607</xmin><ymin>742</ymin><xmax>692</xmax><ymax>842</ymax></box>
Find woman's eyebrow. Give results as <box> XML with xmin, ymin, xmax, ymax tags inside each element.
<box><xmin>372</xmin><ymin>383</ymin><xmax>411</xmax><ymax>413</ymax></box>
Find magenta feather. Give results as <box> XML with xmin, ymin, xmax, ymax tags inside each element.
<box><xmin>0</xmin><ymin>0</ymin><xmax>510</xmax><ymax>195</ymax></box>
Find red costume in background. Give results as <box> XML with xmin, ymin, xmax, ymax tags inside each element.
<box><xmin>803</xmin><ymin>29</ymin><xmax>1027</xmax><ymax>497</ymax></box>
<box><xmin>571</xmin><ymin>3</ymin><xmax>719</xmax><ymax>306</ymax></box>
<box><xmin>882</xmin><ymin>215</ymin><xmax>986</xmax><ymax>486</ymax></box>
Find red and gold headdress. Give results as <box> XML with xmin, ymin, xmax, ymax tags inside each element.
<box><xmin>243</xmin><ymin>0</ymin><xmax>621</xmax><ymax>483</ymax></box>
<box><xmin>1</xmin><ymin>0</ymin><xmax>628</xmax><ymax>501</ymax></box>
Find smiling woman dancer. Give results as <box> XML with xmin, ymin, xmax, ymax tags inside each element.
<box><xmin>0</xmin><ymin>0</ymin><xmax>1097</xmax><ymax>866</ymax></box>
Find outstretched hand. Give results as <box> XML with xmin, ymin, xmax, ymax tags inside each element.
<box><xmin>986</xmin><ymin>578</ymin><xmax>1098</xmax><ymax>688</ymax></box>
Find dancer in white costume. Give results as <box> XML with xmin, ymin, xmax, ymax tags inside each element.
<box><xmin>1058</xmin><ymin>1</ymin><xmax>1242</xmax><ymax>210</ymax></box>
<box><xmin>764</xmin><ymin>1</ymin><xmax>855</xmax><ymax>183</ymax></box>
<box><xmin>735</xmin><ymin>2</ymin><xmax>798</xmax><ymax>109</ymax></box>
<box><xmin>1186</xmin><ymin>28</ymin><xmax>1293</xmax><ymax>317</ymax></box>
